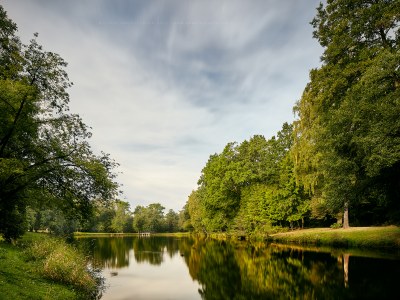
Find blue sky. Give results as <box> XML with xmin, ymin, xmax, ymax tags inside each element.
<box><xmin>3</xmin><ymin>0</ymin><xmax>323</xmax><ymax>212</ymax></box>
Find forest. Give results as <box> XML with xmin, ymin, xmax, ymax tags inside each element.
<box><xmin>182</xmin><ymin>0</ymin><xmax>400</xmax><ymax>234</ymax></box>
<box><xmin>1</xmin><ymin>0</ymin><xmax>399</xmax><ymax>242</ymax></box>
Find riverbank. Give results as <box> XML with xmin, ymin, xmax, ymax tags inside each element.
<box><xmin>268</xmin><ymin>226</ymin><xmax>400</xmax><ymax>249</ymax></box>
<box><xmin>0</xmin><ymin>232</ymin><xmax>101</xmax><ymax>299</ymax></box>
<box><xmin>74</xmin><ymin>231</ymin><xmax>191</xmax><ymax>237</ymax></box>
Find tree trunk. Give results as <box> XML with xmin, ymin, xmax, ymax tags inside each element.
<box><xmin>343</xmin><ymin>201</ymin><xmax>349</xmax><ymax>229</ymax></box>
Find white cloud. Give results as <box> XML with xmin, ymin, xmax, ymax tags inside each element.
<box><xmin>2</xmin><ymin>0</ymin><xmax>322</xmax><ymax>211</ymax></box>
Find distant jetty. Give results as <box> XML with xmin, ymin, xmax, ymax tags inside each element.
<box><xmin>138</xmin><ymin>232</ymin><xmax>151</xmax><ymax>237</ymax></box>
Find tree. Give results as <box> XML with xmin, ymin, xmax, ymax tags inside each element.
<box><xmin>146</xmin><ymin>203</ymin><xmax>165</xmax><ymax>232</ymax></box>
<box><xmin>111</xmin><ymin>200</ymin><xmax>131</xmax><ymax>233</ymax></box>
<box><xmin>0</xmin><ymin>6</ymin><xmax>119</xmax><ymax>241</ymax></box>
<box><xmin>165</xmin><ymin>209</ymin><xmax>179</xmax><ymax>232</ymax></box>
<box><xmin>187</xmin><ymin>189</ymin><xmax>205</xmax><ymax>232</ymax></box>
<box><xmin>132</xmin><ymin>203</ymin><xmax>167</xmax><ymax>233</ymax></box>
<box><xmin>178</xmin><ymin>203</ymin><xmax>192</xmax><ymax>231</ymax></box>
<box><xmin>197</xmin><ymin>143</ymin><xmax>242</xmax><ymax>232</ymax></box>
<box><xmin>133</xmin><ymin>205</ymin><xmax>146</xmax><ymax>233</ymax></box>
<box><xmin>190</xmin><ymin>123</ymin><xmax>310</xmax><ymax>233</ymax></box>
<box><xmin>92</xmin><ymin>201</ymin><xmax>115</xmax><ymax>232</ymax></box>
<box><xmin>293</xmin><ymin>0</ymin><xmax>400</xmax><ymax>227</ymax></box>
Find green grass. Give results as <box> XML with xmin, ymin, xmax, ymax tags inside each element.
<box><xmin>0</xmin><ymin>232</ymin><xmax>101</xmax><ymax>300</ymax></box>
<box><xmin>74</xmin><ymin>232</ymin><xmax>135</xmax><ymax>237</ymax></box>
<box><xmin>74</xmin><ymin>231</ymin><xmax>191</xmax><ymax>237</ymax></box>
<box><xmin>269</xmin><ymin>226</ymin><xmax>400</xmax><ymax>249</ymax></box>
<box><xmin>150</xmin><ymin>232</ymin><xmax>191</xmax><ymax>237</ymax></box>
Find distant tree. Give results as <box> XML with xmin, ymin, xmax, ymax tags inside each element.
<box><xmin>146</xmin><ymin>203</ymin><xmax>165</xmax><ymax>232</ymax></box>
<box><xmin>0</xmin><ymin>6</ymin><xmax>119</xmax><ymax>241</ymax></box>
<box><xmin>178</xmin><ymin>203</ymin><xmax>193</xmax><ymax>231</ymax></box>
<box><xmin>83</xmin><ymin>201</ymin><xmax>116</xmax><ymax>233</ymax></box>
<box><xmin>187</xmin><ymin>189</ymin><xmax>204</xmax><ymax>233</ymax></box>
<box><xmin>132</xmin><ymin>203</ymin><xmax>167</xmax><ymax>233</ymax></box>
<box><xmin>133</xmin><ymin>205</ymin><xmax>146</xmax><ymax>233</ymax></box>
<box><xmin>111</xmin><ymin>200</ymin><xmax>131</xmax><ymax>233</ymax></box>
<box><xmin>165</xmin><ymin>209</ymin><xmax>179</xmax><ymax>232</ymax></box>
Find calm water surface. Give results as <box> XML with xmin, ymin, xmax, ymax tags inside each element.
<box><xmin>76</xmin><ymin>236</ymin><xmax>400</xmax><ymax>300</ymax></box>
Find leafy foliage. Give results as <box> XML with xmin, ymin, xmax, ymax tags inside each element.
<box><xmin>132</xmin><ymin>203</ymin><xmax>180</xmax><ymax>233</ymax></box>
<box><xmin>293</xmin><ymin>0</ymin><xmax>400</xmax><ymax>226</ymax></box>
<box><xmin>0</xmin><ymin>6</ymin><xmax>119</xmax><ymax>241</ymax></box>
<box><xmin>186</xmin><ymin>123</ymin><xmax>311</xmax><ymax>233</ymax></box>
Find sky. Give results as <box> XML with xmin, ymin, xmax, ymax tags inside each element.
<box><xmin>3</xmin><ymin>0</ymin><xmax>323</xmax><ymax>212</ymax></box>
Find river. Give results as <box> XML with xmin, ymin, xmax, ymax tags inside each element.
<box><xmin>75</xmin><ymin>235</ymin><xmax>400</xmax><ymax>299</ymax></box>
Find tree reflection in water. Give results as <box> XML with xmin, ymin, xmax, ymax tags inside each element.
<box><xmin>181</xmin><ymin>239</ymin><xmax>344</xmax><ymax>299</ymax></box>
<box><xmin>79</xmin><ymin>237</ymin><xmax>133</xmax><ymax>269</ymax></box>
<box><xmin>76</xmin><ymin>236</ymin><xmax>400</xmax><ymax>299</ymax></box>
<box><xmin>132</xmin><ymin>237</ymin><xmax>180</xmax><ymax>265</ymax></box>
<box><xmin>182</xmin><ymin>239</ymin><xmax>400</xmax><ymax>299</ymax></box>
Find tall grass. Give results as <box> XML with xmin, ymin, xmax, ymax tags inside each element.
<box><xmin>25</xmin><ymin>236</ymin><xmax>103</xmax><ymax>299</ymax></box>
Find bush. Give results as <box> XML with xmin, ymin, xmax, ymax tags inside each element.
<box><xmin>25</xmin><ymin>237</ymin><xmax>60</xmax><ymax>260</ymax></box>
<box><xmin>43</xmin><ymin>245</ymin><xmax>97</xmax><ymax>293</ymax></box>
<box><xmin>330</xmin><ymin>223</ymin><xmax>342</xmax><ymax>229</ymax></box>
<box><xmin>25</xmin><ymin>236</ymin><xmax>103</xmax><ymax>299</ymax></box>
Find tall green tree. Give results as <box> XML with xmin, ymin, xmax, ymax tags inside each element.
<box><xmin>191</xmin><ymin>123</ymin><xmax>310</xmax><ymax>233</ymax></box>
<box><xmin>111</xmin><ymin>200</ymin><xmax>132</xmax><ymax>233</ymax></box>
<box><xmin>197</xmin><ymin>143</ymin><xmax>243</xmax><ymax>232</ymax></box>
<box><xmin>187</xmin><ymin>189</ymin><xmax>205</xmax><ymax>232</ymax></box>
<box><xmin>132</xmin><ymin>203</ymin><xmax>167</xmax><ymax>233</ymax></box>
<box><xmin>0</xmin><ymin>6</ymin><xmax>119</xmax><ymax>241</ymax></box>
<box><xmin>178</xmin><ymin>203</ymin><xmax>192</xmax><ymax>231</ymax></box>
<box><xmin>146</xmin><ymin>203</ymin><xmax>165</xmax><ymax>232</ymax></box>
<box><xmin>165</xmin><ymin>209</ymin><xmax>179</xmax><ymax>232</ymax></box>
<box><xmin>132</xmin><ymin>205</ymin><xmax>146</xmax><ymax>233</ymax></box>
<box><xmin>294</xmin><ymin>0</ymin><xmax>400</xmax><ymax>227</ymax></box>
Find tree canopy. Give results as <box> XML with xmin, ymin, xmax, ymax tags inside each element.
<box><xmin>0</xmin><ymin>6</ymin><xmax>119</xmax><ymax>241</ymax></box>
<box><xmin>293</xmin><ymin>0</ymin><xmax>400</xmax><ymax>227</ymax></box>
<box><xmin>183</xmin><ymin>0</ymin><xmax>400</xmax><ymax>233</ymax></box>
<box><xmin>185</xmin><ymin>123</ymin><xmax>311</xmax><ymax>234</ymax></box>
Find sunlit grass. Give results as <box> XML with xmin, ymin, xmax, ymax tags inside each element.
<box><xmin>25</xmin><ymin>234</ymin><xmax>101</xmax><ymax>298</ymax></box>
<box><xmin>0</xmin><ymin>235</ymin><xmax>76</xmax><ymax>299</ymax></box>
<box><xmin>74</xmin><ymin>231</ymin><xmax>191</xmax><ymax>237</ymax></box>
<box><xmin>0</xmin><ymin>232</ymin><xmax>102</xmax><ymax>299</ymax></box>
<box><xmin>269</xmin><ymin>226</ymin><xmax>400</xmax><ymax>248</ymax></box>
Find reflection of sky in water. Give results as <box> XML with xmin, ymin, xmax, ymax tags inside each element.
<box><xmin>102</xmin><ymin>249</ymin><xmax>201</xmax><ymax>300</ymax></box>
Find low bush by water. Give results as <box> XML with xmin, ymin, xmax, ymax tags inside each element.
<box><xmin>0</xmin><ymin>232</ymin><xmax>103</xmax><ymax>299</ymax></box>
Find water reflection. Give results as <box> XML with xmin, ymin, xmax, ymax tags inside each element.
<box><xmin>76</xmin><ymin>236</ymin><xmax>400</xmax><ymax>299</ymax></box>
<box><xmin>185</xmin><ymin>239</ymin><xmax>346</xmax><ymax>299</ymax></box>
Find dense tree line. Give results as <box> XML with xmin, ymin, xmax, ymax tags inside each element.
<box><xmin>184</xmin><ymin>124</ymin><xmax>311</xmax><ymax>234</ymax></box>
<box><xmin>26</xmin><ymin>200</ymin><xmax>184</xmax><ymax>234</ymax></box>
<box><xmin>183</xmin><ymin>0</ymin><xmax>400</xmax><ymax>232</ymax></box>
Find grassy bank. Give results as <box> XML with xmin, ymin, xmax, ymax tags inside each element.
<box><xmin>0</xmin><ymin>232</ymin><xmax>102</xmax><ymax>299</ymax></box>
<box><xmin>268</xmin><ymin>226</ymin><xmax>400</xmax><ymax>249</ymax></box>
<box><xmin>74</xmin><ymin>231</ymin><xmax>191</xmax><ymax>238</ymax></box>
<box><xmin>74</xmin><ymin>232</ymin><xmax>137</xmax><ymax>237</ymax></box>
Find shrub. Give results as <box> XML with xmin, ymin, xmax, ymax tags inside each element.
<box><xmin>25</xmin><ymin>237</ymin><xmax>103</xmax><ymax>299</ymax></box>
<box><xmin>25</xmin><ymin>237</ymin><xmax>60</xmax><ymax>260</ymax></box>
<box><xmin>330</xmin><ymin>223</ymin><xmax>342</xmax><ymax>229</ymax></box>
